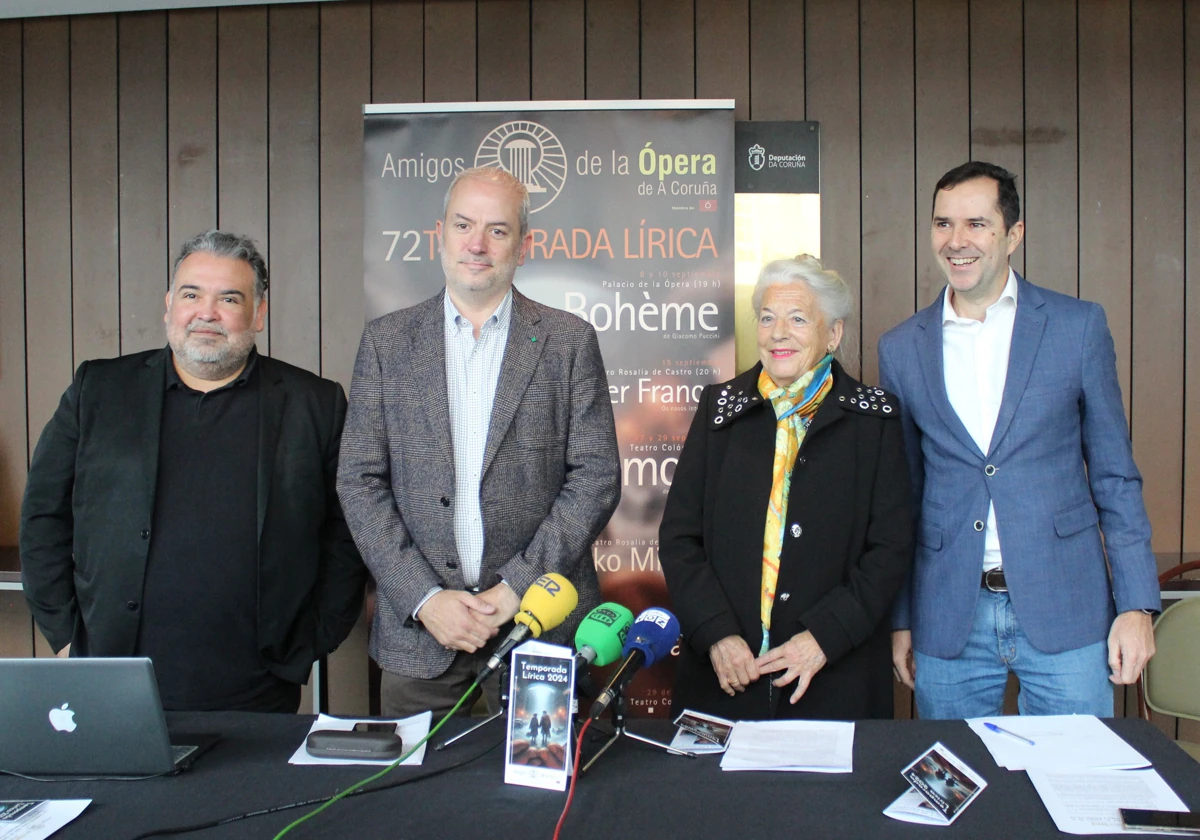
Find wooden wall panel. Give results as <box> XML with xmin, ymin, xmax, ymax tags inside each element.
<box><xmin>696</xmin><ymin>0</ymin><xmax>749</xmax><ymax>120</ymax></box>
<box><xmin>1022</xmin><ymin>0</ymin><xmax>1077</xmax><ymax>299</ymax></box>
<box><xmin>968</xmin><ymin>0</ymin><xmax>1024</xmax><ymax>277</ymax></box>
<box><xmin>167</xmin><ymin>10</ymin><xmax>218</xmax><ymax>253</ymax></box>
<box><xmin>424</xmin><ymin>0</ymin><xmax>475</xmax><ymax>102</ymax></box>
<box><xmin>217</xmin><ymin>7</ymin><xmax>270</xmax><ymax>355</ymax></box>
<box><xmin>479</xmin><ymin>0</ymin><xmax>530</xmax><ymax>101</ymax></box>
<box><xmin>641</xmin><ymin>0</ymin><xmax>693</xmax><ymax>99</ymax></box>
<box><xmin>585</xmin><ymin>0</ymin><xmax>638</xmax><ymax>100</ymax></box>
<box><xmin>1130</xmin><ymin>0</ymin><xmax>1185</xmax><ymax>563</ymax></box>
<box><xmin>804</xmin><ymin>0</ymin><xmax>859</xmax><ymax>372</ymax></box>
<box><xmin>532</xmin><ymin>0</ymin><xmax>583</xmax><ymax>101</ymax></box>
<box><xmin>268</xmin><ymin>4</ymin><xmax>321</xmax><ymax>374</ymax></box>
<box><xmin>70</xmin><ymin>16</ymin><xmax>121</xmax><ymax>366</ymax></box>
<box><xmin>320</xmin><ymin>1</ymin><xmax>372</xmax><ymax>714</ymax></box>
<box><xmin>320</xmin><ymin>1</ymin><xmax>370</xmax><ymax>392</ymax></box>
<box><xmin>748</xmin><ymin>0</ymin><xmax>804</xmax><ymax>120</ymax></box>
<box><xmin>1078</xmin><ymin>0</ymin><xmax>1132</xmax><ymax>419</ymax></box>
<box><xmin>371</xmin><ymin>0</ymin><xmax>423</xmax><ymax>104</ymax></box>
<box><xmin>118</xmin><ymin>12</ymin><xmax>169</xmax><ymax>355</ymax></box>
<box><xmin>0</xmin><ymin>21</ymin><xmax>26</xmax><ymax>545</ymax></box>
<box><xmin>23</xmin><ymin>19</ymin><xmax>74</xmax><ymax>455</ymax></box>
<box><xmin>914</xmin><ymin>0</ymin><xmax>969</xmax><ymax>309</ymax></box>
<box><xmin>858</xmin><ymin>0</ymin><xmax>914</xmax><ymax>387</ymax></box>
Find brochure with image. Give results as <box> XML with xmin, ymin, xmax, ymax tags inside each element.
<box><xmin>504</xmin><ymin>640</ymin><xmax>575</xmax><ymax>792</ymax></box>
<box><xmin>884</xmin><ymin>742</ymin><xmax>988</xmax><ymax>826</ymax></box>
<box><xmin>672</xmin><ymin>709</ymin><xmax>734</xmax><ymax>752</ymax></box>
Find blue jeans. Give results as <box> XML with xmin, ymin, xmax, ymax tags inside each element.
<box><xmin>914</xmin><ymin>589</ymin><xmax>1113</xmax><ymax>718</ymax></box>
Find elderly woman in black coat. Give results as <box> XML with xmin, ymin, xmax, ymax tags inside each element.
<box><xmin>660</xmin><ymin>255</ymin><xmax>913</xmax><ymax>721</ymax></box>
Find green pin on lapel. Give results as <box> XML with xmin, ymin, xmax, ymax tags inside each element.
<box><xmin>530</xmin><ymin>336</ymin><xmax>537</xmax><ymax>343</ymax></box>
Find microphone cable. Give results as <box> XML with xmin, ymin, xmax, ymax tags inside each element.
<box><xmin>129</xmin><ymin>681</ymin><xmax>490</xmax><ymax>840</ymax></box>
<box><xmin>128</xmin><ymin>726</ymin><xmax>501</xmax><ymax>839</ymax></box>
<box><xmin>551</xmin><ymin>717</ymin><xmax>593</xmax><ymax>840</ymax></box>
<box><xmin>271</xmin><ymin>683</ymin><xmax>478</xmax><ymax>840</ymax></box>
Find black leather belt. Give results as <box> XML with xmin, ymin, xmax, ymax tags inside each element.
<box><xmin>981</xmin><ymin>568</ymin><xmax>1007</xmax><ymax>592</ymax></box>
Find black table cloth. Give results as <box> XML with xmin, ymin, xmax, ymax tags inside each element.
<box><xmin>1</xmin><ymin>713</ymin><xmax>1196</xmax><ymax>839</ymax></box>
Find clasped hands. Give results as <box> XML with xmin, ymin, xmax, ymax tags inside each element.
<box><xmin>709</xmin><ymin>631</ymin><xmax>827</xmax><ymax>704</ymax></box>
<box><xmin>417</xmin><ymin>583</ymin><xmax>521</xmax><ymax>653</ymax></box>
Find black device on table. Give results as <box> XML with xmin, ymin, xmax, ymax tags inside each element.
<box><xmin>305</xmin><ymin>722</ymin><xmax>404</xmax><ymax>761</ymax></box>
<box><xmin>1120</xmin><ymin>809</ymin><xmax>1200</xmax><ymax>834</ymax></box>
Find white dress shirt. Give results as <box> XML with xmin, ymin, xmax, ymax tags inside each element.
<box><xmin>412</xmin><ymin>290</ymin><xmax>513</xmax><ymax>619</ymax></box>
<box><xmin>444</xmin><ymin>289</ymin><xmax>512</xmax><ymax>586</ymax></box>
<box><xmin>942</xmin><ymin>269</ymin><xmax>1018</xmax><ymax>572</ymax></box>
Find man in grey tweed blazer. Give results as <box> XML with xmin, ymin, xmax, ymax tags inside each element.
<box><xmin>337</xmin><ymin>167</ymin><xmax>620</xmax><ymax>717</ymax></box>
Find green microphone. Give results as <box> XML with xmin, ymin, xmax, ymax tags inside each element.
<box><xmin>573</xmin><ymin>603</ymin><xmax>635</xmax><ymax>668</ymax></box>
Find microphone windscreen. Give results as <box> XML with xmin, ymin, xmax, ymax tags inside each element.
<box><xmin>574</xmin><ymin>603</ymin><xmax>635</xmax><ymax>667</ymax></box>
<box><xmin>622</xmin><ymin>608</ymin><xmax>680</xmax><ymax>668</ymax></box>
<box><xmin>513</xmin><ymin>573</ymin><xmax>578</xmax><ymax>637</ymax></box>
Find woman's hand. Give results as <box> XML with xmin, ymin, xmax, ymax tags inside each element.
<box><xmin>755</xmin><ymin>631</ymin><xmax>827</xmax><ymax>704</ymax></box>
<box><xmin>709</xmin><ymin>635</ymin><xmax>761</xmax><ymax>695</ymax></box>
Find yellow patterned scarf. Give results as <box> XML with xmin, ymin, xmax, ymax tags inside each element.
<box><xmin>758</xmin><ymin>355</ymin><xmax>834</xmax><ymax>654</ymax></box>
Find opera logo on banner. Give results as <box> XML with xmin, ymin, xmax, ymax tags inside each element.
<box><xmin>475</xmin><ymin>120</ymin><xmax>568</xmax><ymax>213</ymax></box>
<box><xmin>748</xmin><ymin>143</ymin><xmax>766</xmax><ymax>172</ymax></box>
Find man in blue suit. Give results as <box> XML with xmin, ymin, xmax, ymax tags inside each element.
<box><xmin>878</xmin><ymin>161</ymin><xmax>1160</xmax><ymax>718</ymax></box>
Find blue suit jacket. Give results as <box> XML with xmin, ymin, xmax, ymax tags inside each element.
<box><xmin>878</xmin><ymin>275</ymin><xmax>1161</xmax><ymax>658</ymax></box>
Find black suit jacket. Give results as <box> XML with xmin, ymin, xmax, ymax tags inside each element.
<box><xmin>20</xmin><ymin>348</ymin><xmax>367</xmax><ymax>685</ymax></box>
<box><xmin>659</xmin><ymin>361</ymin><xmax>913</xmax><ymax>720</ymax></box>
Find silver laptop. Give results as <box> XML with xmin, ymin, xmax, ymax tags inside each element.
<box><xmin>0</xmin><ymin>657</ymin><xmax>214</xmax><ymax>776</ymax></box>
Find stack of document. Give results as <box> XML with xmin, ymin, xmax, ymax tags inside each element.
<box><xmin>1025</xmin><ymin>768</ymin><xmax>1188</xmax><ymax>835</ymax></box>
<box><xmin>967</xmin><ymin>715</ymin><xmax>1150</xmax><ymax>771</ymax></box>
<box><xmin>968</xmin><ymin>716</ymin><xmax>1188</xmax><ymax>835</ymax></box>
<box><xmin>720</xmin><ymin>720</ymin><xmax>854</xmax><ymax>772</ymax></box>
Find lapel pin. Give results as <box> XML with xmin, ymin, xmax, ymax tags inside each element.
<box><xmin>530</xmin><ymin>336</ymin><xmax>537</xmax><ymax>343</ymax></box>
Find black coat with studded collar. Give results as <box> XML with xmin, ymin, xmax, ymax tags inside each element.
<box><xmin>659</xmin><ymin>360</ymin><xmax>913</xmax><ymax>720</ymax></box>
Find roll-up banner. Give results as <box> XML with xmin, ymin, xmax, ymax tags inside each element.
<box><xmin>733</xmin><ymin>121</ymin><xmax>822</xmax><ymax>373</ymax></box>
<box><xmin>363</xmin><ymin>101</ymin><xmax>735</xmax><ymax>715</ymax></box>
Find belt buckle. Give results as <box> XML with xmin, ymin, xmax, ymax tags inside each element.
<box><xmin>983</xmin><ymin>568</ymin><xmax>1007</xmax><ymax>593</ymax></box>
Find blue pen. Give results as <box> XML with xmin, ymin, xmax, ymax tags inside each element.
<box><xmin>984</xmin><ymin>721</ymin><xmax>1036</xmax><ymax>746</ymax></box>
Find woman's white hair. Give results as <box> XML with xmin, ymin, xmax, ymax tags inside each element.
<box><xmin>752</xmin><ymin>254</ymin><xmax>858</xmax><ymax>365</ymax></box>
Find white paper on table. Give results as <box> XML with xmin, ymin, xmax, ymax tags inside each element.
<box><xmin>0</xmin><ymin>800</ymin><xmax>90</xmax><ymax>840</ymax></box>
<box><xmin>967</xmin><ymin>715</ymin><xmax>1150</xmax><ymax>771</ymax></box>
<box><xmin>1025</xmin><ymin>768</ymin><xmax>1188</xmax><ymax>835</ymax></box>
<box><xmin>720</xmin><ymin>720</ymin><xmax>854</xmax><ymax>772</ymax></box>
<box><xmin>288</xmin><ymin>712</ymin><xmax>432</xmax><ymax>766</ymax></box>
<box><xmin>884</xmin><ymin>787</ymin><xmax>951</xmax><ymax>825</ymax></box>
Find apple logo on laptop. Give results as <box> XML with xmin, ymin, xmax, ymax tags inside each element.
<box><xmin>48</xmin><ymin>702</ymin><xmax>77</xmax><ymax>733</ymax></box>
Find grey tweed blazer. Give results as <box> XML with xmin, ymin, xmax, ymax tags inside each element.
<box><xmin>337</xmin><ymin>288</ymin><xmax>621</xmax><ymax>678</ymax></box>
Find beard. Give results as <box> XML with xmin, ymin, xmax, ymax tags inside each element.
<box><xmin>166</xmin><ymin>317</ymin><xmax>257</xmax><ymax>381</ymax></box>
